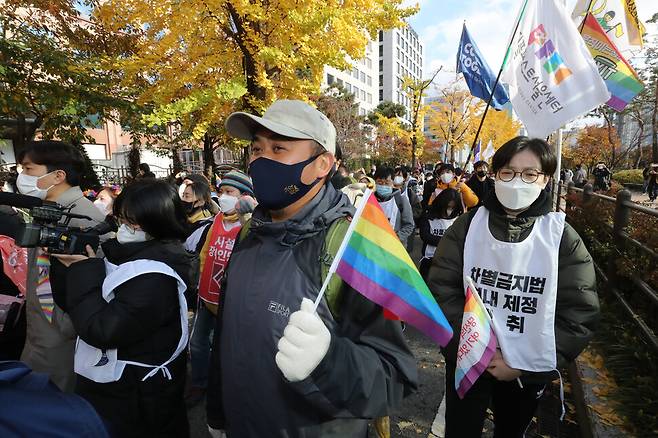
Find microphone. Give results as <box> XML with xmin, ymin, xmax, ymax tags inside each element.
<box><xmin>0</xmin><ymin>192</ymin><xmax>44</xmax><ymax>209</ymax></box>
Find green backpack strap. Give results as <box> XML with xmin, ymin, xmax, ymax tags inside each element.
<box><xmin>321</xmin><ymin>217</ymin><xmax>351</xmax><ymax>317</ymax></box>
<box><xmin>238</xmin><ymin>218</ymin><xmax>252</xmax><ymax>242</ymax></box>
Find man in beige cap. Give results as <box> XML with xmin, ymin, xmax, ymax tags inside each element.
<box><xmin>206</xmin><ymin>100</ymin><xmax>417</xmax><ymax>438</ymax></box>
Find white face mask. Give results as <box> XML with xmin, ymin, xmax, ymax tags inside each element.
<box><xmin>93</xmin><ymin>199</ymin><xmax>111</xmax><ymax>215</ymax></box>
<box><xmin>17</xmin><ymin>172</ymin><xmax>55</xmax><ymax>200</ymax></box>
<box><xmin>393</xmin><ymin>176</ymin><xmax>405</xmax><ymax>186</ymax></box>
<box><xmin>178</xmin><ymin>183</ymin><xmax>187</xmax><ymax>199</ymax></box>
<box><xmin>116</xmin><ymin>224</ymin><xmax>150</xmax><ymax>244</ymax></box>
<box><xmin>440</xmin><ymin>173</ymin><xmax>454</xmax><ymax>184</ymax></box>
<box><xmin>495</xmin><ymin>177</ymin><xmax>543</xmax><ymax>211</ymax></box>
<box><xmin>446</xmin><ymin>208</ymin><xmax>454</xmax><ymax>216</ymax></box>
<box><xmin>218</xmin><ymin>194</ymin><xmax>239</xmax><ymax>213</ymax></box>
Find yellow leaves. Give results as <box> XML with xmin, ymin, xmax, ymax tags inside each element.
<box><xmin>579</xmin><ymin>350</ymin><xmax>627</xmax><ymax>429</ymax></box>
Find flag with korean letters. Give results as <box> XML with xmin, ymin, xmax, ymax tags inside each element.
<box><xmin>501</xmin><ymin>0</ymin><xmax>610</xmax><ymax>138</ymax></box>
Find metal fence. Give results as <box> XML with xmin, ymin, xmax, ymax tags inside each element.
<box><xmin>554</xmin><ymin>182</ymin><xmax>658</xmax><ymax>353</ymax></box>
<box><xmin>93</xmin><ymin>163</ymin><xmax>174</xmax><ymax>185</ymax></box>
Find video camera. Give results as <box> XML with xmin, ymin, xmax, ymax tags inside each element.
<box><xmin>0</xmin><ymin>192</ymin><xmax>117</xmax><ymax>254</ymax></box>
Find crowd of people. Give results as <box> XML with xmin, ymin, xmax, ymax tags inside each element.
<box><xmin>0</xmin><ymin>99</ymin><xmax>600</xmax><ymax>438</ymax></box>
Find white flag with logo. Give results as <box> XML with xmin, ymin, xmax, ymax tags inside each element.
<box><xmin>502</xmin><ymin>0</ymin><xmax>610</xmax><ymax>138</ymax></box>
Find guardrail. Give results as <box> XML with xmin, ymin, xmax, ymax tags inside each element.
<box><xmin>554</xmin><ymin>182</ymin><xmax>658</xmax><ymax>353</ymax></box>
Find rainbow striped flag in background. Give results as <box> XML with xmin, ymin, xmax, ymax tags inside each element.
<box><xmin>455</xmin><ymin>277</ymin><xmax>498</xmax><ymax>399</ymax></box>
<box><xmin>322</xmin><ymin>190</ymin><xmax>453</xmax><ymax>347</ymax></box>
<box><xmin>581</xmin><ymin>13</ymin><xmax>644</xmax><ymax>112</ymax></box>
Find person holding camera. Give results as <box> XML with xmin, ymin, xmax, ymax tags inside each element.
<box><xmin>17</xmin><ymin>141</ymin><xmax>106</xmax><ymax>393</ymax></box>
<box><xmin>52</xmin><ymin>179</ymin><xmax>194</xmax><ymax>437</ymax></box>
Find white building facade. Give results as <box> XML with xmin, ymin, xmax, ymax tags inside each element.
<box><xmin>378</xmin><ymin>26</ymin><xmax>424</xmax><ymax>121</ymax></box>
<box><xmin>322</xmin><ymin>40</ymin><xmax>378</xmax><ymax>116</ymax></box>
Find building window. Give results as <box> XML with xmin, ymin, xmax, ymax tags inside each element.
<box><xmin>397</xmin><ymin>62</ymin><xmax>400</xmax><ymax>74</ymax></box>
<box><xmin>367</xmin><ymin>75</ymin><xmax>372</xmax><ymax>86</ymax></box>
<box><xmin>361</xmin><ymin>90</ymin><xmax>366</xmax><ymax>100</ymax></box>
<box><xmin>396</xmin><ymin>48</ymin><xmax>400</xmax><ymax>59</ymax></box>
<box><xmin>396</xmin><ymin>32</ymin><xmax>400</xmax><ymax>44</ymax></box>
<box><xmin>337</xmin><ymin>78</ymin><xmax>343</xmax><ymax>86</ymax></box>
<box><xmin>352</xmin><ymin>68</ymin><xmax>359</xmax><ymax>79</ymax></box>
<box><xmin>354</xmin><ymin>86</ymin><xmax>360</xmax><ymax>96</ymax></box>
<box><xmin>379</xmin><ymin>89</ymin><xmax>383</xmax><ymax>101</ymax></box>
<box><xmin>379</xmin><ymin>30</ymin><xmax>383</xmax><ymax>42</ymax></box>
<box><xmin>420</xmin><ymin>45</ymin><xmax>423</xmax><ymax>55</ymax></box>
<box><xmin>367</xmin><ymin>93</ymin><xmax>372</xmax><ymax>104</ymax></box>
<box><xmin>379</xmin><ymin>74</ymin><xmax>383</xmax><ymax>86</ymax></box>
<box><xmin>327</xmin><ymin>74</ymin><xmax>334</xmax><ymax>85</ymax></box>
<box><xmin>346</xmin><ymin>83</ymin><xmax>352</xmax><ymax>92</ymax></box>
<box><xmin>366</xmin><ymin>58</ymin><xmax>372</xmax><ymax>69</ymax></box>
<box><xmin>379</xmin><ymin>60</ymin><xmax>383</xmax><ymax>71</ymax></box>
<box><xmin>379</xmin><ymin>44</ymin><xmax>383</xmax><ymax>57</ymax></box>
<box><xmin>360</xmin><ymin>71</ymin><xmax>365</xmax><ymax>83</ymax></box>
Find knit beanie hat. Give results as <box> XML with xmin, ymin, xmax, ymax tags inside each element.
<box><xmin>218</xmin><ymin>170</ymin><xmax>254</xmax><ymax>196</ymax></box>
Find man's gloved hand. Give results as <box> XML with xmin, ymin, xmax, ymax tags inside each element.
<box><xmin>207</xmin><ymin>426</ymin><xmax>226</xmax><ymax>438</ymax></box>
<box><xmin>275</xmin><ymin>298</ymin><xmax>331</xmax><ymax>382</ymax></box>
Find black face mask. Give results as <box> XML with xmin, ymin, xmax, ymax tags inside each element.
<box><xmin>181</xmin><ymin>200</ymin><xmax>196</xmax><ymax>214</ymax></box>
<box><xmin>476</xmin><ymin>170</ymin><xmax>487</xmax><ymax>178</ymax></box>
<box><xmin>249</xmin><ymin>154</ymin><xmax>323</xmax><ymax>211</ymax></box>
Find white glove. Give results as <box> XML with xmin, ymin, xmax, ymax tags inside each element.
<box><xmin>275</xmin><ymin>297</ymin><xmax>331</xmax><ymax>382</ymax></box>
<box><xmin>207</xmin><ymin>426</ymin><xmax>226</xmax><ymax>438</ymax></box>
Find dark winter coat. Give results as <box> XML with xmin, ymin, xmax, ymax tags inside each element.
<box><xmin>54</xmin><ymin>239</ymin><xmax>194</xmax><ymax>438</ymax></box>
<box><xmin>427</xmin><ymin>190</ymin><xmax>600</xmax><ymax>384</ymax></box>
<box><xmin>206</xmin><ymin>184</ymin><xmax>418</xmax><ymax>438</ymax></box>
<box><xmin>466</xmin><ymin>175</ymin><xmax>495</xmax><ymax>207</ymax></box>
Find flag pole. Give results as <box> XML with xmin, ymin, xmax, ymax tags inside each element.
<box><xmin>464</xmin><ymin>0</ymin><xmax>529</xmax><ymax>168</ymax></box>
<box><xmin>578</xmin><ymin>0</ymin><xmax>595</xmax><ymax>34</ymax></box>
<box><xmin>312</xmin><ymin>189</ymin><xmax>372</xmax><ymax>313</ymax></box>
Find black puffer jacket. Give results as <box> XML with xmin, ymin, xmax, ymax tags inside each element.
<box><xmin>206</xmin><ymin>184</ymin><xmax>418</xmax><ymax>438</ymax></box>
<box><xmin>428</xmin><ymin>190</ymin><xmax>600</xmax><ymax>384</ymax></box>
<box><xmin>57</xmin><ymin>239</ymin><xmax>194</xmax><ymax>438</ymax></box>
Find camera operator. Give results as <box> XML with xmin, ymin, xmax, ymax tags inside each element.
<box><xmin>17</xmin><ymin>140</ymin><xmax>105</xmax><ymax>392</ymax></box>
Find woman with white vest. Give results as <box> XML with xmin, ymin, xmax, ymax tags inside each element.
<box><xmin>427</xmin><ymin>137</ymin><xmax>599</xmax><ymax>438</ymax></box>
<box><xmin>52</xmin><ymin>179</ymin><xmax>194</xmax><ymax>438</ymax></box>
<box><xmin>418</xmin><ymin>188</ymin><xmax>462</xmax><ymax>280</ymax></box>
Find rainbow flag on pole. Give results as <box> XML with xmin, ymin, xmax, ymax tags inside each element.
<box><xmin>455</xmin><ymin>277</ymin><xmax>497</xmax><ymax>399</ymax></box>
<box><xmin>581</xmin><ymin>13</ymin><xmax>644</xmax><ymax>112</ymax></box>
<box><xmin>314</xmin><ymin>190</ymin><xmax>453</xmax><ymax>347</ymax></box>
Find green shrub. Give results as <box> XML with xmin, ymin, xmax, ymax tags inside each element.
<box><xmin>612</xmin><ymin>169</ymin><xmax>643</xmax><ymax>185</ymax></box>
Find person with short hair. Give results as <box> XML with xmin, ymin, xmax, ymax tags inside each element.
<box><xmin>17</xmin><ymin>140</ymin><xmax>106</xmax><ymax>392</ymax></box>
<box><xmin>137</xmin><ymin>163</ymin><xmax>155</xmax><ymax>179</ymax></box>
<box><xmin>428</xmin><ymin>163</ymin><xmax>479</xmax><ymax>210</ymax></box>
<box><xmin>182</xmin><ymin>180</ymin><xmax>214</xmax><ymax>226</ymax></box>
<box><xmin>52</xmin><ymin>179</ymin><xmax>194</xmax><ymax>437</ymax></box>
<box><xmin>428</xmin><ymin>136</ymin><xmax>599</xmax><ymax>437</ymax></box>
<box><xmin>374</xmin><ymin>166</ymin><xmax>415</xmax><ymax>245</ymax></box>
<box><xmin>466</xmin><ymin>160</ymin><xmax>495</xmax><ymax>207</ymax></box>
<box><xmin>206</xmin><ymin>100</ymin><xmax>417</xmax><ymax>438</ymax></box>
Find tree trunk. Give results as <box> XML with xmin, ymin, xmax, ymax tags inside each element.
<box><xmin>127</xmin><ymin>142</ymin><xmax>141</xmax><ymax>178</ymax></box>
<box><xmin>171</xmin><ymin>146</ymin><xmax>183</xmax><ymax>175</ymax></box>
<box><xmin>202</xmin><ymin>133</ymin><xmax>216</xmax><ymax>180</ymax></box>
<box><xmin>651</xmin><ymin>78</ymin><xmax>658</xmax><ymax>163</ymax></box>
<box><xmin>635</xmin><ymin>120</ymin><xmax>644</xmax><ymax>168</ymax></box>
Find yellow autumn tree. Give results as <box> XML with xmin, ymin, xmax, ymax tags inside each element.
<box><xmin>426</xmin><ymin>81</ymin><xmax>481</xmax><ymax>163</ymax></box>
<box><xmin>464</xmin><ymin>108</ymin><xmax>522</xmax><ymax>152</ymax></box>
<box><xmin>96</xmin><ymin>0</ymin><xmax>417</xmax><ymax>140</ymax></box>
<box><xmin>373</xmin><ymin>114</ymin><xmax>412</xmax><ymax>163</ymax></box>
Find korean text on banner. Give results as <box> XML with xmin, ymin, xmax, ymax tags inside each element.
<box><xmin>501</xmin><ymin>0</ymin><xmax>610</xmax><ymax>138</ymax></box>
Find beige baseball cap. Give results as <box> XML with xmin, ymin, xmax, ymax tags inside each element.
<box><xmin>225</xmin><ymin>99</ymin><xmax>337</xmax><ymax>154</ymax></box>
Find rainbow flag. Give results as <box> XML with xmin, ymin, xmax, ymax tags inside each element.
<box><xmin>581</xmin><ymin>13</ymin><xmax>644</xmax><ymax>112</ymax></box>
<box><xmin>455</xmin><ymin>277</ymin><xmax>497</xmax><ymax>399</ymax></box>
<box><xmin>332</xmin><ymin>190</ymin><xmax>453</xmax><ymax>347</ymax></box>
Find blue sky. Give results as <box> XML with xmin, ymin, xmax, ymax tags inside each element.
<box><xmin>406</xmin><ymin>0</ymin><xmax>657</xmax><ymax>86</ymax></box>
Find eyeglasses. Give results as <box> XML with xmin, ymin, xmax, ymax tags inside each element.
<box><xmin>497</xmin><ymin>168</ymin><xmax>544</xmax><ymax>184</ymax></box>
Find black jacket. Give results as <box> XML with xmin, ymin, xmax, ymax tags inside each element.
<box><xmin>56</xmin><ymin>239</ymin><xmax>194</xmax><ymax>438</ymax></box>
<box><xmin>206</xmin><ymin>184</ymin><xmax>418</xmax><ymax>438</ymax></box>
<box><xmin>428</xmin><ymin>191</ymin><xmax>600</xmax><ymax>384</ymax></box>
<box><xmin>466</xmin><ymin>175</ymin><xmax>495</xmax><ymax>207</ymax></box>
